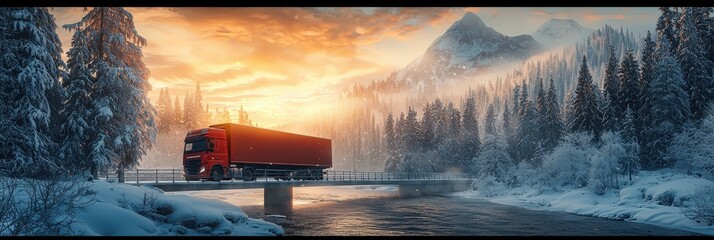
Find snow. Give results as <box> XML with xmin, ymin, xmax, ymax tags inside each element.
<box><xmin>453</xmin><ymin>170</ymin><xmax>714</xmax><ymax>235</ymax></box>
<box><xmin>62</xmin><ymin>180</ymin><xmax>282</xmax><ymax>236</ymax></box>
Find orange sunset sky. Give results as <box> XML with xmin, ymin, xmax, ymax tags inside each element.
<box><xmin>50</xmin><ymin>7</ymin><xmax>659</xmax><ymax>128</ymax></box>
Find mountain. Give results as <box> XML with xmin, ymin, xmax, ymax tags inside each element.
<box><xmin>532</xmin><ymin>18</ymin><xmax>594</xmax><ymax>49</ymax></box>
<box><xmin>396</xmin><ymin>12</ymin><xmax>542</xmax><ymax>90</ymax></box>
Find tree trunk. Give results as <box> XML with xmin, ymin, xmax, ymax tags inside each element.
<box><xmin>91</xmin><ymin>163</ymin><xmax>98</xmax><ymax>180</ymax></box>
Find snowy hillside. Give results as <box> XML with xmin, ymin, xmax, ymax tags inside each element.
<box><xmin>532</xmin><ymin>18</ymin><xmax>594</xmax><ymax>49</ymax></box>
<box><xmin>454</xmin><ymin>170</ymin><xmax>714</xmax><ymax>236</ymax></box>
<box><xmin>396</xmin><ymin>12</ymin><xmax>542</xmax><ymax>91</ymax></box>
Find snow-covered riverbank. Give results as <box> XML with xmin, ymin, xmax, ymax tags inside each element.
<box><xmin>2</xmin><ymin>178</ymin><xmax>283</xmax><ymax>236</ymax></box>
<box><xmin>451</xmin><ymin>170</ymin><xmax>714</xmax><ymax>236</ymax></box>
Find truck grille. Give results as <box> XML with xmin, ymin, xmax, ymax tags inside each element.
<box><xmin>185</xmin><ymin>159</ymin><xmax>201</xmax><ymax>175</ymax></box>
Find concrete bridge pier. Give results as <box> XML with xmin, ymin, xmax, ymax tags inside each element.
<box><xmin>264</xmin><ymin>186</ymin><xmax>293</xmax><ymax>210</ymax></box>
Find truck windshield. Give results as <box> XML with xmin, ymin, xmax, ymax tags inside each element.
<box><xmin>184</xmin><ymin>138</ymin><xmax>210</xmax><ymax>153</ymax></box>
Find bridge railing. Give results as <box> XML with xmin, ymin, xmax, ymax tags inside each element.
<box><xmin>101</xmin><ymin>168</ymin><xmax>474</xmax><ymax>184</ymax></box>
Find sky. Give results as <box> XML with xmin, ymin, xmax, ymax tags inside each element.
<box><xmin>50</xmin><ymin>7</ymin><xmax>660</xmax><ymax>128</ymax></box>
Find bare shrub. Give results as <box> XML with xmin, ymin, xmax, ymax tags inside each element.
<box><xmin>683</xmin><ymin>185</ymin><xmax>714</xmax><ymax>225</ymax></box>
<box><xmin>0</xmin><ymin>176</ymin><xmax>94</xmax><ymax>236</ymax></box>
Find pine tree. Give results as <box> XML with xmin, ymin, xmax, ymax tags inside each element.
<box><xmin>543</xmin><ymin>77</ymin><xmax>563</xmax><ymax>151</ymax></box>
<box><xmin>657</xmin><ymin>7</ymin><xmax>679</xmax><ymax>54</ymax></box>
<box><xmin>641</xmin><ymin>34</ymin><xmax>691</xmax><ymax>169</ymax></box>
<box><xmin>0</xmin><ymin>8</ymin><xmax>66</xmax><ymax>178</ymax></box>
<box><xmin>64</xmin><ymin>7</ymin><xmax>157</xmax><ymax>179</ymax></box>
<box><xmin>677</xmin><ymin>7</ymin><xmax>714</xmax><ymax>120</ymax></box>
<box><xmin>519</xmin><ymin>79</ymin><xmax>529</xmax><ymax>117</ymax></box>
<box><xmin>421</xmin><ymin>102</ymin><xmax>436</xmax><ymax>149</ymax></box>
<box><xmin>461</xmin><ymin>94</ymin><xmax>480</xmax><ymax>169</ymax></box>
<box><xmin>637</xmin><ymin>31</ymin><xmax>656</xmax><ymax>142</ymax></box>
<box><xmin>602</xmin><ymin>45</ymin><xmax>620</xmax><ymax>131</ymax></box>
<box><xmin>172</xmin><ymin>96</ymin><xmax>182</xmax><ymax>128</ymax></box>
<box><xmin>183</xmin><ymin>93</ymin><xmax>195</xmax><ymax>129</ymax></box>
<box><xmin>512</xmin><ymin>84</ymin><xmax>520</xmax><ymax>123</ymax></box>
<box><xmin>620</xmin><ymin>107</ymin><xmax>640</xmax><ymax>181</ymax></box>
<box><xmin>59</xmin><ymin>29</ymin><xmax>93</xmax><ymax>175</ymax></box>
<box><xmin>572</xmin><ymin>55</ymin><xmax>602</xmax><ymax>137</ymax></box>
<box><xmin>516</xmin><ymin>101</ymin><xmax>540</xmax><ymax>165</ymax></box>
<box><xmin>502</xmin><ymin>100</ymin><xmax>512</xmax><ymax>137</ymax></box>
<box><xmin>194</xmin><ymin>82</ymin><xmax>205</xmax><ymax>126</ymax></box>
<box><xmin>563</xmin><ymin>89</ymin><xmax>576</xmax><ymax>132</ymax></box>
<box><xmin>485</xmin><ymin>104</ymin><xmax>496</xmax><ymax>136</ymax></box>
<box><xmin>156</xmin><ymin>88</ymin><xmax>173</xmax><ymax>133</ymax></box>
<box><xmin>617</xmin><ymin>49</ymin><xmax>641</xmax><ymax>121</ymax></box>
<box><xmin>383</xmin><ymin>113</ymin><xmax>397</xmax><ymax>172</ymax></box>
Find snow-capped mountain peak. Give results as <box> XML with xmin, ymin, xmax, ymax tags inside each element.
<box><xmin>397</xmin><ymin>12</ymin><xmax>542</xmax><ymax>90</ymax></box>
<box><xmin>533</xmin><ymin>18</ymin><xmax>594</xmax><ymax>48</ymax></box>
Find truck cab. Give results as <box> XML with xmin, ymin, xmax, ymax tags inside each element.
<box><xmin>183</xmin><ymin>127</ymin><xmax>229</xmax><ymax>181</ymax></box>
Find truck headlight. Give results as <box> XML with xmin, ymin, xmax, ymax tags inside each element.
<box><xmin>200</xmin><ymin>166</ymin><xmax>206</xmax><ymax>173</ymax></box>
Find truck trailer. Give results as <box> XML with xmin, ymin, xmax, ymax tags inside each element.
<box><xmin>182</xmin><ymin>123</ymin><xmax>332</xmax><ymax>181</ymax></box>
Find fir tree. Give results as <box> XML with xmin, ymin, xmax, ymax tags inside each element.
<box><xmin>485</xmin><ymin>104</ymin><xmax>496</xmax><ymax>136</ymax></box>
<box><xmin>64</xmin><ymin>7</ymin><xmax>157</xmax><ymax>179</ymax></box>
<box><xmin>572</xmin><ymin>56</ymin><xmax>602</xmax><ymax>137</ymax></box>
<box><xmin>677</xmin><ymin>7</ymin><xmax>714</xmax><ymax>120</ymax></box>
<box><xmin>59</xmin><ymin>29</ymin><xmax>93</xmax><ymax>175</ymax></box>
<box><xmin>0</xmin><ymin>8</ymin><xmax>66</xmax><ymax>178</ymax></box>
<box><xmin>641</xmin><ymin>34</ymin><xmax>691</xmax><ymax>169</ymax></box>
<box><xmin>543</xmin><ymin>77</ymin><xmax>563</xmax><ymax>151</ymax></box>
<box><xmin>602</xmin><ymin>45</ymin><xmax>620</xmax><ymax>131</ymax></box>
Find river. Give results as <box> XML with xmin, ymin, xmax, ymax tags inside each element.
<box><xmin>171</xmin><ymin>185</ymin><xmax>700</xmax><ymax>236</ymax></box>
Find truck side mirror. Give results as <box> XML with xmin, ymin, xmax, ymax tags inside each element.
<box><xmin>209</xmin><ymin>142</ymin><xmax>215</xmax><ymax>150</ymax></box>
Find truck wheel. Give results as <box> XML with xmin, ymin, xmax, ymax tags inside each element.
<box><xmin>243</xmin><ymin>168</ymin><xmax>255</xmax><ymax>181</ymax></box>
<box><xmin>211</xmin><ymin>166</ymin><xmax>224</xmax><ymax>182</ymax></box>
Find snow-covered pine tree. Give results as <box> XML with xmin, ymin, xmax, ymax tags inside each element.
<box><xmin>156</xmin><ymin>88</ymin><xmax>173</xmax><ymax>133</ymax></box>
<box><xmin>572</xmin><ymin>55</ymin><xmax>602</xmax><ymax>137</ymax></box>
<box><xmin>420</xmin><ymin>102</ymin><xmax>435</xmax><ymax>149</ymax></box>
<box><xmin>512</xmin><ymin>84</ymin><xmax>520</xmax><ymax>124</ymax></box>
<box><xmin>172</xmin><ymin>96</ymin><xmax>182</xmax><ymax>128</ymax></box>
<box><xmin>543</xmin><ymin>77</ymin><xmax>563</xmax><ymax>151</ymax></box>
<box><xmin>473</xmin><ymin>134</ymin><xmax>512</xmax><ymax>182</ymax></box>
<box><xmin>641</xmin><ymin>34</ymin><xmax>691</xmax><ymax>169</ymax></box>
<box><xmin>637</xmin><ymin>31</ymin><xmax>656</xmax><ymax>143</ymax></box>
<box><xmin>620</xmin><ymin>107</ymin><xmax>640</xmax><ymax>181</ymax></box>
<box><xmin>617</xmin><ymin>49</ymin><xmax>641</xmax><ymax>121</ymax></box>
<box><xmin>602</xmin><ymin>45</ymin><xmax>620</xmax><ymax>132</ymax></box>
<box><xmin>485</xmin><ymin>104</ymin><xmax>496</xmax><ymax>136</ymax></box>
<box><xmin>429</xmin><ymin>98</ymin><xmax>444</xmax><ymax>147</ymax></box>
<box><xmin>516</xmin><ymin>101</ymin><xmax>540</xmax><ymax>166</ymax></box>
<box><xmin>59</xmin><ymin>29</ymin><xmax>94</xmax><ymax>175</ymax></box>
<box><xmin>562</xmin><ymin>89</ymin><xmax>576</xmax><ymax>133</ymax></box>
<box><xmin>183</xmin><ymin>93</ymin><xmax>195</xmax><ymax>129</ymax></box>
<box><xmin>0</xmin><ymin>8</ymin><xmax>66</xmax><ymax>178</ymax></box>
<box><xmin>677</xmin><ymin>7</ymin><xmax>714</xmax><ymax>120</ymax></box>
<box><xmin>403</xmin><ymin>107</ymin><xmax>423</xmax><ymax>171</ymax></box>
<box><xmin>194</xmin><ymin>82</ymin><xmax>206</xmax><ymax>126</ymax></box>
<box><xmin>518</xmin><ymin>79</ymin><xmax>529</xmax><ymax>117</ymax></box>
<box><xmin>461</xmin><ymin>94</ymin><xmax>480</xmax><ymax>169</ymax></box>
<box><xmin>657</xmin><ymin>7</ymin><xmax>679</xmax><ymax>55</ymax></box>
<box><xmin>64</xmin><ymin>7</ymin><xmax>157</xmax><ymax>179</ymax></box>
<box><xmin>383</xmin><ymin>113</ymin><xmax>397</xmax><ymax>172</ymax></box>
<box><xmin>501</xmin><ymin>99</ymin><xmax>512</xmax><ymax>137</ymax></box>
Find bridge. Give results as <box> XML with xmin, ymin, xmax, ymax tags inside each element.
<box><xmin>103</xmin><ymin>169</ymin><xmax>475</xmax><ymax>209</ymax></box>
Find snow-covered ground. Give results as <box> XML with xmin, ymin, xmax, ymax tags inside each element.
<box><xmin>4</xmin><ymin>178</ymin><xmax>284</xmax><ymax>236</ymax></box>
<box><xmin>451</xmin><ymin>170</ymin><xmax>714</xmax><ymax>235</ymax></box>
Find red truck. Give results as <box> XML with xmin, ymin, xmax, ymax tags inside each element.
<box><xmin>182</xmin><ymin>123</ymin><xmax>332</xmax><ymax>181</ymax></box>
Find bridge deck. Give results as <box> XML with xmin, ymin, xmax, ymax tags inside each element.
<box><xmin>135</xmin><ymin>179</ymin><xmax>474</xmax><ymax>192</ymax></box>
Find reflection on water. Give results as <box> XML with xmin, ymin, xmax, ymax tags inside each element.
<box><xmin>171</xmin><ymin>186</ymin><xmax>700</xmax><ymax>236</ymax></box>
